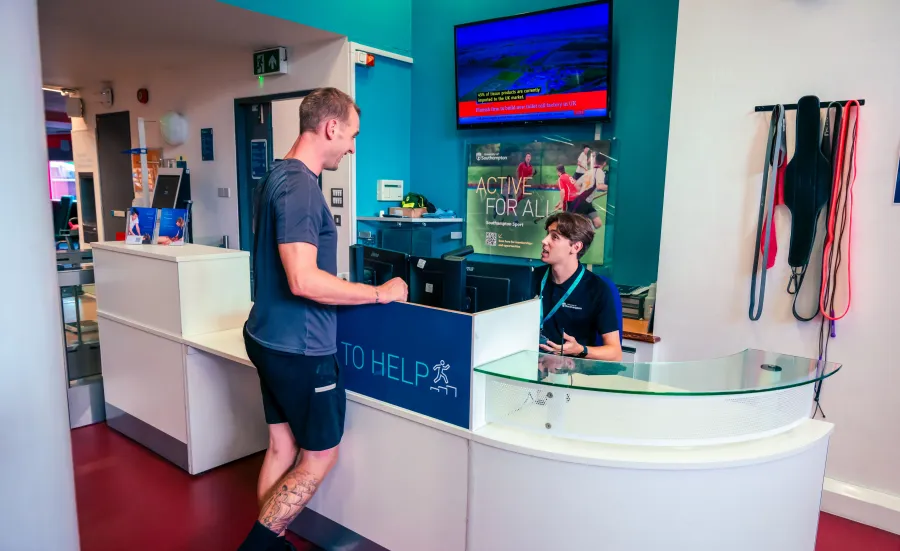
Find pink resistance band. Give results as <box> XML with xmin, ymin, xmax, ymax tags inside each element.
<box><xmin>819</xmin><ymin>100</ymin><xmax>860</xmax><ymax>321</ymax></box>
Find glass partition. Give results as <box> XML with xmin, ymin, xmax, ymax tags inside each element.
<box><xmin>476</xmin><ymin>350</ymin><xmax>841</xmax><ymax>445</ymax></box>
<box><xmin>476</xmin><ymin>350</ymin><xmax>840</xmax><ymax>396</ymax></box>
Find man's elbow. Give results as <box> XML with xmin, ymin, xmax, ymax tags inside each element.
<box><xmin>288</xmin><ymin>274</ymin><xmax>317</xmax><ymax>300</ymax></box>
<box><xmin>611</xmin><ymin>347</ymin><xmax>623</xmax><ymax>362</ymax></box>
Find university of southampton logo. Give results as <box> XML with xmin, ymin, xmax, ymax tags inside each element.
<box><xmin>430</xmin><ymin>360</ymin><xmax>457</xmax><ymax>398</ymax></box>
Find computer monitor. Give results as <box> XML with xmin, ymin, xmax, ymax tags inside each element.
<box><xmin>408</xmin><ymin>256</ymin><xmax>467</xmax><ymax>311</ymax></box>
<box><xmin>463</xmin><ymin>260</ymin><xmax>536</xmax><ymax>313</ymax></box>
<box><xmin>151</xmin><ymin>168</ymin><xmax>183</xmax><ymax>209</ymax></box>
<box><xmin>349</xmin><ymin>245</ymin><xmax>409</xmax><ymax>286</ymax></box>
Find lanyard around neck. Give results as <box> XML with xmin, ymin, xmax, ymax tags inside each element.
<box><xmin>540</xmin><ymin>265</ymin><xmax>585</xmax><ymax>329</ymax></box>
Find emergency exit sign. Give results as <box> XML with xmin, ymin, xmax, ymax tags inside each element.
<box><xmin>253</xmin><ymin>47</ymin><xmax>288</xmax><ymax>76</ymax></box>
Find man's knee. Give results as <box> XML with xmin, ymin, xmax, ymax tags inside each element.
<box><xmin>301</xmin><ymin>445</ymin><xmax>339</xmax><ymax>471</ymax></box>
<box><xmin>268</xmin><ymin>425</ymin><xmax>299</xmax><ymax>458</ymax></box>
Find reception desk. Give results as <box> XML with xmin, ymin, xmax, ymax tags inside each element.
<box><xmin>90</xmin><ymin>243</ymin><xmax>841</xmax><ymax>551</ymax></box>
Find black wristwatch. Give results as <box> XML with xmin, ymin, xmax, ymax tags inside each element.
<box><xmin>576</xmin><ymin>343</ymin><xmax>589</xmax><ymax>358</ymax></box>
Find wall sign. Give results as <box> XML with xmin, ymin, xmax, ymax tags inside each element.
<box><xmin>250</xmin><ymin>139</ymin><xmax>268</xmax><ymax>180</ymax></box>
<box><xmin>337</xmin><ymin>303</ymin><xmax>472</xmax><ymax>429</ymax></box>
<box><xmin>253</xmin><ymin>47</ymin><xmax>288</xmax><ymax>76</ymax></box>
<box><xmin>201</xmin><ymin>128</ymin><xmax>214</xmax><ymax>161</ymax></box>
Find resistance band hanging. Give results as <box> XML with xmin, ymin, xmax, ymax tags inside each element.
<box><xmin>820</xmin><ymin>100</ymin><xmax>860</xmax><ymax>323</ymax></box>
<box><xmin>814</xmin><ymin>100</ymin><xmax>860</xmax><ymax>419</ymax></box>
<box><xmin>783</xmin><ymin>95</ymin><xmax>834</xmax><ymax>321</ymax></box>
<box><xmin>758</xmin><ymin>111</ymin><xmax>787</xmax><ymax>270</ymax></box>
<box><xmin>749</xmin><ymin>105</ymin><xmax>785</xmax><ymax>321</ymax></box>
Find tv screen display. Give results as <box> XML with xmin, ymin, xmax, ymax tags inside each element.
<box><xmin>454</xmin><ymin>1</ymin><xmax>612</xmax><ymax>128</ymax></box>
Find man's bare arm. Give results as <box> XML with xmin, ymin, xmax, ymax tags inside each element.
<box><xmin>279</xmin><ymin>242</ymin><xmax>407</xmax><ymax>305</ymax></box>
<box><xmin>585</xmin><ymin>331</ymin><xmax>622</xmax><ymax>361</ymax></box>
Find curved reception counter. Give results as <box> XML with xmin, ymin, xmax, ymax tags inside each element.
<box><xmin>89</xmin><ymin>243</ymin><xmax>841</xmax><ymax>551</ymax></box>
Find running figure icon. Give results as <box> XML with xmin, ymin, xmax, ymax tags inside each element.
<box><xmin>433</xmin><ymin>360</ymin><xmax>451</xmax><ymax>385</ymax></box>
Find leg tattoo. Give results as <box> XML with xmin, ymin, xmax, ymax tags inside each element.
<box><xmin>258</xmin><ymin>468</ymin><xmax>321</xmax><ymax>535</ymax></box>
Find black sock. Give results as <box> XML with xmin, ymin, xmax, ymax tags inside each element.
<box><xmin>237</xmin><ymin>521</ymin><xmax>279</xmax><ymax>551</ymax></box>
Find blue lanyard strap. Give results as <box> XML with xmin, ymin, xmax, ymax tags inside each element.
<box><xmin>540</xmin><ymin>265</ymin><xmax>585</xmax><ymax>329</ymax></box>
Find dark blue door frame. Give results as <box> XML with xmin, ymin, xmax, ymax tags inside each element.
<box><xmin>234</xmin><ymin>90</ymin><xmax>315</xmax><ymax>252</ymax></box>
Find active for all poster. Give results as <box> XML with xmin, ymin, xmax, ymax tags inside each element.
<box><xmin>466</xmin><ymin>140</ymin><xmax>611</xmax><ymax>265</ymax></box>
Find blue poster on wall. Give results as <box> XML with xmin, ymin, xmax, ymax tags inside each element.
<box><xmin>337</xmin><ymin>303</ymin><xmax>472</xmax><ymax>429</ymax></box>
<box><xmin>250</xmin><ymin>139</ymin><xmax>268</xmax><ymax>180</ymax></box>
<box><xmin>201</xmin><ymin>128</ymin><xmax>214</xmax><ymax>161</ymax></box>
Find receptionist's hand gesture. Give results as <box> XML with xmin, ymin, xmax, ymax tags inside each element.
<box><xmin>377</xmin><ymin>277</ymin><xmax>409</xmax><ymax>303</ymax></box>
<box><xmin>540</xmin><ymin>332</ymin><xmax>584</xmax><ymax>358</ymax></box>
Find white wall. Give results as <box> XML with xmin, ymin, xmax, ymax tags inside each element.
<box><xmin>658</xmin><ymin>0</ymin><xmax>900</xmax><ymax>532</ymax></box>
<box><xmin>272</xmin><ymin>97</ymin><xmax>303</xmax><ymax>158</ymax></box>
<box><xmin>70</xmin><ymin>38</ymin><xmax>352</xmax><ymax>268</ymax></box>
<box><xmin>1</xmin><ymin>1</ymin><xmax>81</xmax><ymax>547</ymax></box>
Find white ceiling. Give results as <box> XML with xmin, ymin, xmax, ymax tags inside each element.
<box><xmin>38</xmin><ymin>0</ymin><xmax>341</xmax><ymax>87</ymax></box>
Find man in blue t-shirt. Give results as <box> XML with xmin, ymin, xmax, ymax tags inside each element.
<box><xmin>239</xmin><ymin>88</ymin><xmax>408</xmax><ymax>551</ymax></box>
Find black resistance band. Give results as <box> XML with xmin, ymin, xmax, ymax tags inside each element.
<box><xmin>749</xmin><ymin>105</ymin><xmax>785</xmax><ymax>321</ymax></box>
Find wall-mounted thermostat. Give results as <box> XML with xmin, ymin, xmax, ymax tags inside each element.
<box><xmin>377</xmin><ymin>179</ymin><xmax>404</xmax><ymax>201</ymax></box>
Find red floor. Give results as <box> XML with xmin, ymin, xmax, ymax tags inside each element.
<box><xmin>72</xmin><ymin>423</ymin><xmax>900</xmax><ymax>551</ymax></box>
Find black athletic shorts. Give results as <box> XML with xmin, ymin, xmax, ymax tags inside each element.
<box><xmin>243</xmin><ymin>326</ymin><xmax>346</xmax><ymax>451</ymax></box>
<box><xmin>567</xmin><ymin>197</ymin><xmax>597</xmax><ymax>218</ymax></box>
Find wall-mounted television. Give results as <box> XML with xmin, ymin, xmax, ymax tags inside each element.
<box><xmin>454</xmin><ymin>1</ymin><xmax>612</xmax><ymax>129</ymax></box>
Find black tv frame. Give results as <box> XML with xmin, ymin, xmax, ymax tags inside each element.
<box><xmin>453</xmin><ymin>0</ymin><xmax>614</xmax><ymax>130</ymax></box>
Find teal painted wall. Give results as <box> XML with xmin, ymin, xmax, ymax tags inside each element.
<box><xmin>355</xmin><ymin>56</ymin><xmax>412</xmax><ymax>217</ymax></box>
<box><xmin>409</xmin><ymin>0</ymin><xmax>679</xmax><ymax>285</ymax></box>
<box><xmin>218</xmin><ymin>0</ymin><xmax>412</xmax><ymax>55</ymax></box>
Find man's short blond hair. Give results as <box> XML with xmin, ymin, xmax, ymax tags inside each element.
<box><xmin>299</xmin><ymin>87</ymin><xmax>360</xmax><ymax>134</ymax></box>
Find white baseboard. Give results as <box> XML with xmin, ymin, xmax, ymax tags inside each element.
<box><xmin>821</xmin><ymin>477</ymin><xmax>900</xmax><ymax>535</ymax></box>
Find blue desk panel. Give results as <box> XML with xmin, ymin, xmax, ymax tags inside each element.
<box><xmin>337</xmin><ymin>303</ymin><xmax>472</xmax><ymax>429</ymax></box>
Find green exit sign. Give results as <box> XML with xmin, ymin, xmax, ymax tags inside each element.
<box><xmin>254</xmin><ymin>47</ymin><xmax>288</xmax><ymax>76</ymax></box>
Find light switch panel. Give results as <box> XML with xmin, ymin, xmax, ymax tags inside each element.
<box><xmin>330</xmin><ymin>188</ymin><xmax>344</xmax><ymax>208</ymax></box>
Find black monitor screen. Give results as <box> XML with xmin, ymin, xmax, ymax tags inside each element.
<box><xmin>409</xmin><ymin>256</ymin><xmax>467</xmax><ymax>312</ymax></box>
<box><xmin>349</xmin><ymin>245</ymin><xmax>409</xmax><ymax>286</ymax></box>
<box><xmin>464</xmin><ymin>261</ymin><xmax>536</xmax><ymax>312</ymax></box>
<box><xmin>152</xmin><ymin>174</ymin><xmax>182</xmax><ymax>209</ymax></box>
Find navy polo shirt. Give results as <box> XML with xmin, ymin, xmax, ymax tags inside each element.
<box><xmin>246</xmin><ymin>159</ymin><xmax>338</xmax><ymax>356</ymax></box>
<box><xmin>535</xmin><ymin>265</ymin><xmax>619</xmax><ymax>348</ymax></box>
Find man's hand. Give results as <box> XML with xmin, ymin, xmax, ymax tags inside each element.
<box><xmin>539</xmin><ymin>332</ymin><xmax>585</xmax><ymax>357</ymax></box>
<box><xmin>377</xmin><ymin>277</ymin><xmax>409</xmax><ymax>304</ymax></box>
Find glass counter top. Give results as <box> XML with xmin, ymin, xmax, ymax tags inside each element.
<box><xmin>475</xmin><ymin>350</ymin><xmax>841</xmax><ymax>396</ymax></box>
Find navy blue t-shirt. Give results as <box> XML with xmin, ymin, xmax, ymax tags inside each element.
<box><xmin>246</xmin><ymin>159</ymin><xmax>338</xmax><ymax>356</ymax></box>
<box><xmin>534</xmin><ymin>265</ymin><xmax>619</xmax><ymax>349</ymax></box>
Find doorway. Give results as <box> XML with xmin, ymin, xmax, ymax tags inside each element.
<box><xmin>234</xmin><ymin>90</ymin><xmax>320</xmax><ymax>255</ymax></box>
<box><xmin>95</xmin><ymin>111</ymin><xmax>134</xmax><ymax>241</ymax></box>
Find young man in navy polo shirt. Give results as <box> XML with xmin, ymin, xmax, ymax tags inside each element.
<box><xmin>536</xmin><ymin>212</ymin><xmax>622</xmax><ymax>361</ymax></box>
